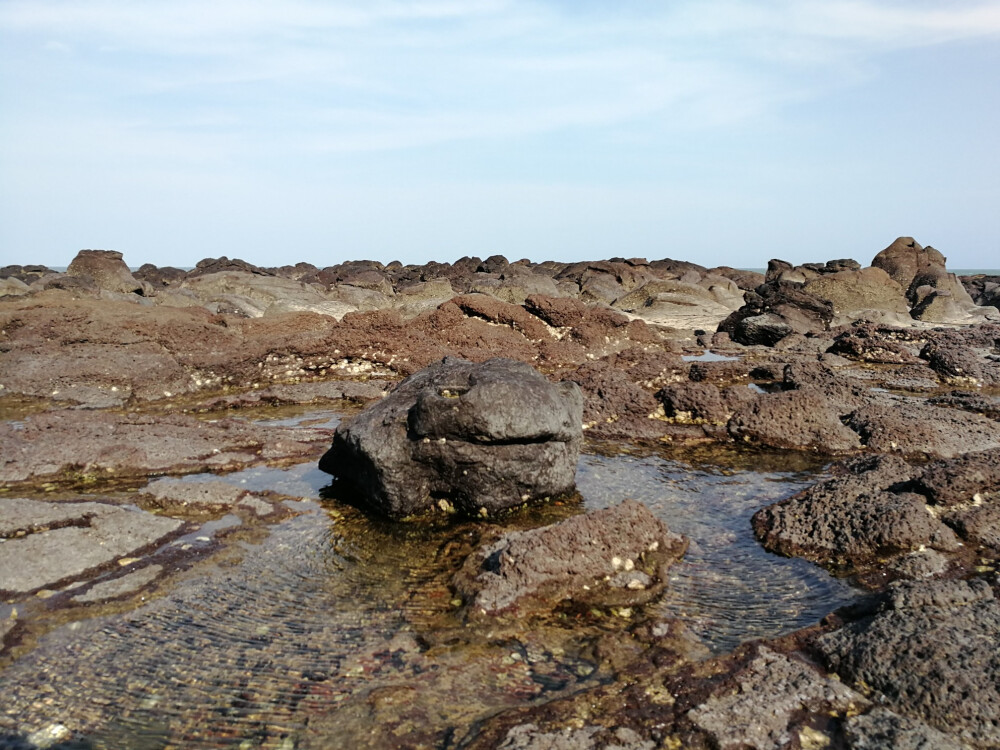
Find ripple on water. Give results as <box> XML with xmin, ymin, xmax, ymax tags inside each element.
<box><xmin>576</xmin><ymin>451</ymin><xmax>855</xmax><ymax>652</ymax></box>
<box><xmin>0</xmin><ymin>439</ymin><xmax>861</xmax><ymax>747</ymax></box>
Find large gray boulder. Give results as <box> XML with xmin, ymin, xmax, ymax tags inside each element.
<box><xmin>319</xmin><ymin>357</ymin><xmax>584</xmax><ymax>519</ymax></box>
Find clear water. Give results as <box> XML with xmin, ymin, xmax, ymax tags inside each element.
<box><xmin>0</xmin><ymin>418</ymin><xmax>858</xmax><ymax>748</ymax></box>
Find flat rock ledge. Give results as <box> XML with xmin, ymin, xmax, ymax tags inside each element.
<box><xmin>0</xmin><ymin>498</ymin><xmax>183</xmax><ymax>596</ymax></box>
<box><xmin>453</xmin><ymin>499</ymin><xmax>687</xmax><ymax>620</ymax></box>
<box><xmin>319</xmin><ymin>356</ymin><xmax>584</xmax><ymax>519</ymax></box>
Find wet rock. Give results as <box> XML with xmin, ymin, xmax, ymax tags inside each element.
<box><xmin>0</xmin><ymin>499</ymin><xmax>182</xmax><ymax>595</ymax></box>
<box><xmin>66</xmin><ymin>249</ymin><xmax>146</xmax><ymax>296</ymax></box>
<box><xmin>846</xmin><ymin>403</ymin><xmax>1000</xmax><ymax>458</ymax></box>
<box><xmin>656</xmin><ymin>382</ymin><xmax>756</xmax><ymax>425</ymax></box>
<box><xmin>0</xmin><ymin>410</ymin><xmax>332</xmax><ymax>486</ymax></box>
<box><xmin>687</xmin><ymin>646</ymin><xmax>868</xmax><ymax>750</ymax></box>
<box><xmin>816</xmin><ymin>579</ymin><xmax>1000</xmax><ymax>747</ymax></box>
<box><xmin>844</xmin><ymin>707</ymin><xmax>972</xmax><ymax>750</ymax></box>
<box><xmin>72</xmin><ymin>564</ymin><xmax>164</xmax><ymax>604</ymax></box>
<box><xmin>752</xmin><ymin>455</ymin><xmax>958</xmax><ymax>570</ymax></box>
<box><xmin>497</xmin><ymin>724</ymin><xmax>655</xmax><ymax>750</ymax></box>
<box><xmin>453</xmin><ymin>499</ymin><xmax>686</xmax><ymax>618</ymax></box>
<box><xmin>319</xmin><ymin>357</ymin><xmax>583</xmax><ymax>519</ymax></box>
<box><xmin>137</xmin><ymin>478</ymin><xmax>250</xmax><ymax>517</ymax></box>
<box><xmin>728</xmin><ymin>389</ymin><xmax>861</xmax><ymax>453</ymax></box>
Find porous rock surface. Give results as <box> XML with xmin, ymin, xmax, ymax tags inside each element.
<box><xmin>687</xmin><ymin>647</ymin><xmax>869</xmax><ymax>750</ymax></box>
<box><xmin>846</xmin><ymin>403</ymin><xmax>1000</xmax><ymax>458</ymax></box>
<box><xmin>727</xmin><ymin>388</ymin><xmax>861</xmax><ymax>453</ymax></box>
<box><xmin>816</xmin><ymin>579</ymin><xmax>1000</xmax><ymax>747</ymax></box>
<box><xmin>752</xmin><ymin>455</ymin><xmax>959</xmax><ymax>571</ymax></box>
<box><xmin>319</xmin><ymin>357</ymin><xmax>584</xmax><ymax>519</ymax></box>
<box><xmin>453</xmin><ymin>499</ymin><xmax>686</xmax><ymax>617</ymax></box>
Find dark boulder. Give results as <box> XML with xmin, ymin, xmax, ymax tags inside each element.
<box><xmin>319</xmin><ymin>357</ymin><xmax>584</xmax><ymax>519</ymax></box>
<box><xmin>453</xmin><ymin>499</ymin><xmax>687</xmax><ymax>618</ymax></box>
<box><xmin>718</xmin><ymin>281</ymin><xmax>835</xmax><ymax>345</ymax></box>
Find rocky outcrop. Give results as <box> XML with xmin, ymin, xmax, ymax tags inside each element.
<box><xmin>319</xmin><ymin>357</ymin><xmax>584</xmax><ymax>519</ymax></box>
<box><xmin>727</xmin><ymin>389</ymin><xmax>861</xmax><ymax>453</ymax></box>
<box><xmin>816</xmin><ymin>579</ymin><xmax>1000</xmax><ymax>747</ymax></box>
<box><xmin>66</xmin><ymin>249</ymin><xmax>148</xmax><ymax>296</ymax></box>
<box><xmin>752</xmin><ymin>455</ymin><xmax>958</xmax><ymax>571</ymax></box>
<box><xmin>872</xmin><ymin>237</ymin><xmax>997</xmax><ymax>323</ymax></box>
<box><xmin>0</xmin><ymin>410</ymin><xmax>332</xmax><ymax>487</ymax></box>
<box><xmin>846</xmin><ymin>403</ymin><xmax>1000</xmax><ymax>458</ymax></box>
<box><xmin>453</xmin><ymin>499</ymin><xmax>686</xmax><ymax>618</ymax></box>
<box><xmin>0</xmin><ymin>498</ymin><xmax>183</xmax><ymax>595</ymax></box>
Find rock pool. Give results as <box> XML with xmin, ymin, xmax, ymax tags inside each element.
<box><xmin>0</xmin><ymin>410</ymin><xmax>859</xmax><ymax>749</ymax></box>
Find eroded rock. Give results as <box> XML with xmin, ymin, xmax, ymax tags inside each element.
<box><xmin>319</xmin><ymin>357</ymin><xmax>583</xmax><ymax>518</ymax></box>
<box><xmin>453</xmin><ymin>499</ymin><xmax>686</xmax><ymax>618</ymax></box>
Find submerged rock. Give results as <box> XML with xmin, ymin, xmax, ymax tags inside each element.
<box><xmin>319</xmin><ymin>357</ymin><xmax>584</xmax><ymax>519</ymax></box>
<box><xmin>453</xmin><ymin>499</ymin><xmax>686</xmax><ymax>618</ymax></box>
<box><xmin>0</xmin><ymin>498</ymin><xmax>182</xmax><ymax>595</ymax></box>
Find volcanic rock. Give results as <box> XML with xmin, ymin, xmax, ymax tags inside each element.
<box><xmin>318</xmin><ymin>357</ymin><xmax>584</xmax><ymax>519</ymax></box>
<box><xmin>751</xmin><ymin>455</ymin><xmax>959</xmax><ymax>570</ymax></box>
<box><xmin>0</xmin><ymin>498</ymin><xmax>182</xmax><ymax>595</ymax></box>
<box><xmin>453</xmin><ymin>499</ymin><xmax>687</xmax><ymax>618</ymax></box>
<box><xmin>845</xmin><ymin>403</ymin><xmax>1000</xmax><ymax>458</ymax></box>
<box><xmin>687</xmin><ymin>646</ymin><xmax>869</xmax><ymax>750</ymax></box>
<box><xmin>0</xmin><ymin>410</ymin><xmax>332</xmax><ymax>486</ymax></box>
<box><xmin>727</xmin><ymin>389</ymin><xmax>861</xmax><ymax>453</ymax></box>
<box><xmin>816</xmin><ymin>579</ymin><xmax>1000</xmax><ymax>747</ymax></box>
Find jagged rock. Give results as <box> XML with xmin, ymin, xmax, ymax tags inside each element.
<box><xmin>816</xmin><ymin>579</ymin><xmax>1000</xmax><ymax>747</ymax></box>
<box><xmin>844</xmin><ymin>708</ymin><xmax>972</xmax><ymax>750</ymax></box>
<box><xmin>453</xmin><ymin>499</ymin><xmax>686</xmax><ymax>618</ymax></box>
<box><xmin>688</xmin><ymin>646</ymin><xmax>869</xmax><ymax>750</ymax></box>
<box><xmin>319</xmin><ymin>357</ymin><xmax>583</xmax><ymax>519</ymax></box>
<box><xmin>656</xmin><ymin>382</ymin><xmax>756</xmax><ymax>424</ymax></box>
<box><xmin>752</xmin><ymin>455</ymin><xmax>958</xmax><ymax>570</ymax></box>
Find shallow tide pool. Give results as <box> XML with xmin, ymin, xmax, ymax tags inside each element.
<box><xmin>0</xmin><ymin>413</ymin><xmax>860</xmax><ymax>749</ymax></box>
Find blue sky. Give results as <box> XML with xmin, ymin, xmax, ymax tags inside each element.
<box><xmin>1</xmin><ymin>0</ymin><xmax>998</xmax><ymax>270</ymax></box>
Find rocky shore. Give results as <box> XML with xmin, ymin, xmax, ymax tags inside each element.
<box><xmin>1</xmin><ymin>238</ymin><xmax>999</xmax><ymax>749</ymax></box>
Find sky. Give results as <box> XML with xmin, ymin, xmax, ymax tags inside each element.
<box><xmin>1</xmin><ymin>1</ymin><xmax>999</xmax><ymax>271</ymax></box>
